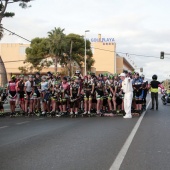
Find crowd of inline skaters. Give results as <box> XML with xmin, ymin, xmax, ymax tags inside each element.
<box><xmin>0</xmin><ymin>70</ymin><xmax>149</xmax><ymax>118</ymax></box>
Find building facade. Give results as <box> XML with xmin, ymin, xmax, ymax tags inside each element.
<box><xmin>91</xmin><ymin>34</ymin><xmax>134</xmax><ymax>75</ymax></box>
<box><xmin>0</xmin><ymin>40</ymin><xmax>134</xmax><ymax>86</ymax></box>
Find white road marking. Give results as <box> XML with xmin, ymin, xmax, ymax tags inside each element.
<box><xmin>0</xmin><ymin>126</ymin><xmax>8</xmax><ymax>129</ymax></box>
<box><xmin>35</xmin><ymin>118</ymin><xmax>44</xmax><ymax>121</ymax></box>
<box><xmin>109</xmin><ymin>99</ymin><xmax>151</xmax><ymax>170</ymax></box>
<box><xmin>16</xmin><ymin>121</ymin><xmax>30</xmax><ymax>125</ymax></box>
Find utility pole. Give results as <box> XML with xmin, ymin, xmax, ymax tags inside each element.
<box><xmin>69</xmin><ymin>40</ymin><xmax>73</xmax><ymax>77</ymax></box>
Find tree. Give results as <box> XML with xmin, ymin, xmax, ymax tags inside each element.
<box><xmin>65</xmin><ymin>33</ymin><xmax>94</xmax><ymax>72</ymax></box>
<box><xmin>0</xmin><ymin>0</ymin><xmax>32</xmax><ymax>23</ymax></box>
<box><xmin>24</xmin><ymin>28</ymin><xmax>95</xmax><ymax>74</ymax></box>
<box><xmin>47</xmin><ymin>27</ymin><xmax>66</xmax><ymax>72</ymax></box>
<box><xmin>25</xmin><ymin>37</ymin><xmax>52</xmax><ymax>71</ymax></box>
<box><xmin>0</xmin><ymin>0</ymin><xmax>33</xmax><ymax>85</ymax></box>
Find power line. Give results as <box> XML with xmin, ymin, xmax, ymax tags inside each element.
<box><xmin>1</xmin><ymin>26</ymin><xmax>31</xmax><ymax>42</ymax></box>
<box><xmin>92</xmin><ymin>47</ymin><xmax>170</xmax><ymax>59</ymax></box>
<box><xmin>1</xmin><ymin>26</ymin><xmax>170</xmax><ymax>60</ymax></box>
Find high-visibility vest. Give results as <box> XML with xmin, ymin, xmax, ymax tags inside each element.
<box><xmin>150</xmin><ymin>87</ymin><xmax>158</xmax><ymax>93</ymax></box>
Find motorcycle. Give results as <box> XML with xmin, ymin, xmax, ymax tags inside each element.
<box><xmin>161</xmin><ymin>92</ymin><xmax>170</xmax><ymax>105</ymax></box>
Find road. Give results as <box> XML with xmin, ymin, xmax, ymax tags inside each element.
<box><xmin>0</xmin><ymin>97</ymin><xmax>170</xmax><ymax>170</ymax></box>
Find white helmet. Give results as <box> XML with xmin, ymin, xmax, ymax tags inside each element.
<box><xmin>75</xmin><ymin>70</ymin><xmax>80</xmax><ymax>74</ymax></box>
<box><xmin>141</xmin><ymin>74</ymin><xmax>145</xmax><ymax>78</ymax></box>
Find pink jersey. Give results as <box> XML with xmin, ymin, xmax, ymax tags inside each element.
<box><xmin>62</xmin><ymin>82</ymin><xmax>70</xmax><ymax>90</ymax></box>
<box><xmin>8</xmin><ymin>81</ymin><xmax>16</xmax><ymax>91</ymax></box>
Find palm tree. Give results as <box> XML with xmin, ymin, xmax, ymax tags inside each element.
<box><xmin>48</xmin><ymin>27</ymin><xmax>66</xmax><ymax>72</ymax></box>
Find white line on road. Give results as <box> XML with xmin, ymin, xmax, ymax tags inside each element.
<box><xmin>35</xmin><ymin>118</ymin><xmax>44</xmax><ymax>121</ymax></box>
<box><xmin>16</xmin><ymin>121</ymin><xmax>30</xmax><ymax>125</ymax></box>
<box><xmin>109</xmin><ymin>99</ymin><xmax>151</xmax><ymax>170</ymax></box>
<box><xmin>0</xmin><ymin>126</ymin><xmax>8</xmax><ymax>129</ymax></box>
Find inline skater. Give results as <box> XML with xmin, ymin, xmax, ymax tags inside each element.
<box><xmin>61</xmin><ymin>76</ymin><xmax>70</xmax><ymax>116</ymax></box>
<box><xmin>82</xmin><ymin>73</ymin><xmax>95</xmax><ymax>116</ymax></box>
<box><xmin>16</xmin><ymin>75</ymin><xmax>25</xmax><ymax>114</ymax></box>
<box><xmin>40</xmin><ymin>75</ymin><xmax>49</xmax><ymax>115</ymax></box>
<box><xmin>7</xmin><ymin>75</ymin><xmax>17</xmax><ymax>117</ymax></box>
<box><xmin>95</xmin><ymin>80</ymin><xmax>104</xmax><ymax>115</ymax></box>
<box><xmin>34</xmin><ymin>72</ymin><xmax>41</xmax><ymax>114</ymax></box>
<box><xmin>132</xmin><ymin>73</ymin><xmax>143</xmax><ymax>114</ymax></box>
<box><xmin>141</xmin><ymin>74</ymin><xmax>148</xmax><ymax>110</ymax></box>
<box><xmin>70</xmin><ymin>76</ymin><xmax>81</xmax><ymax>117</ymax></box>
<box><xmin>24</xmin><ymin>75</ymin><xmax>35</xmax><ymax>116</ymax></box>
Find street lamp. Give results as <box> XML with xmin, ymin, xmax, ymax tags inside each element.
<box><xmin>84</xmin><ymin>30</ymin><xmax>90</xmax><ymax>76</ymax></box>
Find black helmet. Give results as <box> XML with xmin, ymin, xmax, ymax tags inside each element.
<box><xmin>62</xmin><ymin>76</ymin><xmax>67</xmax><ymax>81</ymax></box>
<box><xmin>35</xmin><ymin>72</ymin><xmax>40</xmax><ymax>75</ymax></box>
<box><xmin>152</xmin><ymin>74</ymin><xmax>157</xmax><ymax>80</ymax></box>
<box><xmin>98</xmin><ymin>74</ymin><xmax>103</xmax><ymax>77</ymax></box>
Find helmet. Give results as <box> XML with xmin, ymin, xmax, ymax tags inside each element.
<box><xmin>54</xmin><ymin>81</ymin><xmax>60</xmax><ymax>85</ymax></box>
<box><xmin>109</xmin><ymin>75</ymin><xmax>114</xmax><ymax>80</ymax></box>
<box><xmin>62</xmin><ymin>76</ymin><xmax>67</xmax><ymax>81</ymax></box>
<box><xmin>72</xmin><ymin>76</ymin><xmax>79</xmax><ymax>80</ymax></box>
<box><xmin>35</xmin><ymin>72</ymin><xmax>40</xmax><ymax>75</ymax></box>
<box><xmin>141</xmin><ymin>74</ymin><xmax>145</xmax><ymax>78</ymax></box>
<box><xmin>87</xmin><ymin>71</ymin><xmax>91</xmax><ymax>75</ymax></box>
<box><xmin>47</xmin><ymin>71</ymin><xmax>52</xmax><ymax>76</ymax></box>
<box><xmin>131</xmin><ymin>71</ymin><xmax>135</xmax><ymax>75</ymax></box>
<box><xmin>28</xmin><ymin>75</ymin><xmax>34</xmax><ymax>78</ymax></box>
<box><xmin>11</xmin><ymin>75</ymin><xmax>16</xmax><ymax>79</ymax></box>
<box><xmin>91</xmin><ymin>72</ymin><xmax>95</xmax><ymax>77</ymax></box>
<box><xmin>103</xmin><ymin>73</ymin><xmax>108</xmax><ymax>77</ymax></box>
<box><xmin>19</xmin><ymin>74</ymin><xmax>24</xmax><ymax>78</ymax></box>
<box><xmin>152</xmin><ymin>74</ymin><xmax>157</xmax><ymax>80</ymax></box>
<box><xmin>98</xmin><ymin>74</ymin><xmax>103</xmax><ymax>78</ymax></box>
<box><xmin>75</xmin><ymin>70</ymin><xmax>80</xmax><ymax>74</ymax></box>
<box><xmin>41</xmin><ymin>75</ymin><xmax>47</xmax><ymax>80</ymax></box>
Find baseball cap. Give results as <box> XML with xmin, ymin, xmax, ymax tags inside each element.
<box><xmin>119</xmin><ymin>73</ymin><xmax>126</xmax><ymax>77</ymax></box>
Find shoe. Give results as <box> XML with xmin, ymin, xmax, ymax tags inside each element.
<box><xmin>42</xmin><ymin>111</ymin><xmax>46</xmax><ymax>115</ymax></box>
<box><xmin>83</xmin><ymin>112</ymin><xmax>87</xmax><ymax>115</ymax></box>
<box><xmin>123</xmin><ymin>115</ymin><xmax>132</xmax><ymax>118</ymax></box>
<box><xmin>150</xmin><ymin>108</ymin><xmax>154</xmax><ymax>110</ymax></box>
<box><xmin>156</xmin><ymin>107</ymin><xmax>158</xmax><ymax>110</ymax></box>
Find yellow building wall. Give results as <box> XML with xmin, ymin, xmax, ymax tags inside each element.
<box><xmin>116</xmin><ymin>57</ymin><xmax>123</xmax><ymax>73</ymax></box>
<box><xmin>0</xmin><ymin>43</ymin><xmax>29</xmax><ymax>74</ymax></box>
<box><xmin>92</xmin><ymin>42</ymin><xmax>116</xmax><ymax>74</ymax></box>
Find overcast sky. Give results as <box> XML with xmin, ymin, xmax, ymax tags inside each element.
<box><xmin>1</xmin><ymin>0</ymin><xmax>170</xmax><ymax>80</ymax></box>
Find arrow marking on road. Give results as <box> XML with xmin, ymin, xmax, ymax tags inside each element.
<box><xmin>109</xmin><ymin>99</ymin><xmax>151</xmax><ymax>170</ymax></box>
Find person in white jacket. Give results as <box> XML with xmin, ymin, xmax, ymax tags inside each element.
<box><xmin>119</xmin><ymin>73</ymin><xmax>133</xmax><ymax>118</ymax></box>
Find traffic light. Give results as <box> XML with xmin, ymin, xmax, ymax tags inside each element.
<box><xmin>140</xmin><ymin>67</ymin><xmax>143</xmax><ymax>72</ymax></box>
<box><xmin>160</xmin><ymin>51</ymin><xmax>164</xmax><ymax>59</ymax></box>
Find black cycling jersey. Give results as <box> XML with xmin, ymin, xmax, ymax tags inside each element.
<box><xmin>150</xmin><ymin>80</ymin><xmax>160</xmax><ymax>88</ymax></box>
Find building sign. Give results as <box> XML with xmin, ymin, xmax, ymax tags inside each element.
<box><xmin>90</xmin><ymin>38</ymin><xmax>115</xmax><ymax>43</ymax></box>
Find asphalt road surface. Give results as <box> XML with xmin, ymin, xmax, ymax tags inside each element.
<box><xmin>0</xmin><ymin>96</ymin><xmax>170</xmax><ymax>170</ymax></box>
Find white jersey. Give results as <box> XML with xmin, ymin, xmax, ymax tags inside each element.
<box><xmin>121</xmin><ymin>77</ymin><xmax>133</xmax><ymax>93</ymax></box>
<box><xmin>25</xmin><ymin>81</ymin><xmax>35</xmax><ymax>92</ymax></box>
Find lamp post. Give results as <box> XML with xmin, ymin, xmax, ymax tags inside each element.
<box><xmin>84</xmin><ymin>30</ymin><xmax>90</xmax><ymax>76</ymax></box>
